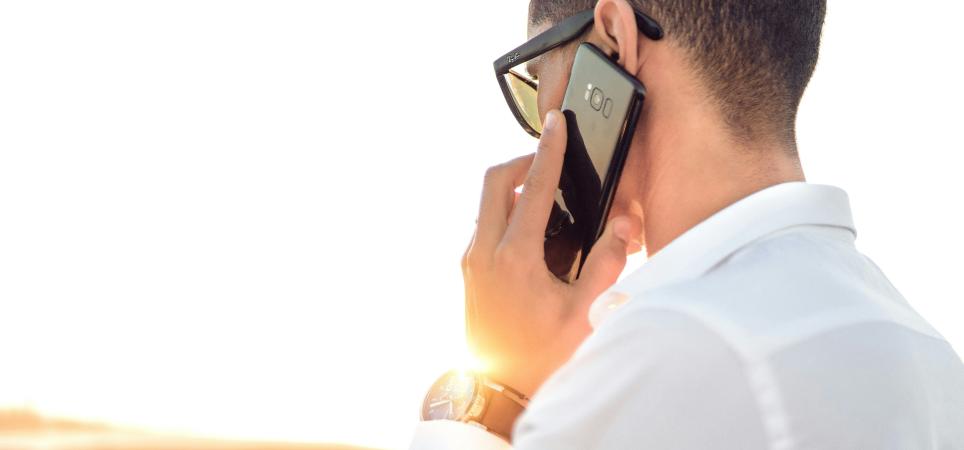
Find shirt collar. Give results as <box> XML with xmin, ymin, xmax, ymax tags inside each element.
<box><xmin>588</xmin><ymin>182</ymin><xmax>857</xmax><ymax>328</ymax></box>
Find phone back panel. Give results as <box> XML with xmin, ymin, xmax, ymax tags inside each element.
<box><xmin>544</xmin><ymin>43</ymin><xmax>645</xmax><ymax>282</ymax></box>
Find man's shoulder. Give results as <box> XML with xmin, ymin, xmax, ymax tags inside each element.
<box><xmin>606</xmin><ymin>225</ymin><xmax>946</xmax><ymax>359</ymax></box>
<box><xmin>520</xmin><ymin>226</ymin><xmax>964</xmax><ymax>448</ymax></box>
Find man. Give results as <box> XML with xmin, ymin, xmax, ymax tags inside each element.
<box><xmin>411</xmin><ymin>0</ymin><xmax>964</xmax><ymax>448</ymax></box>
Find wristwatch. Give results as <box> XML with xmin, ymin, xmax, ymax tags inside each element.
<box><xmin>420</xmin><ymin>370</ymin><xmax>529</xmax><ymax>441</ymax></box>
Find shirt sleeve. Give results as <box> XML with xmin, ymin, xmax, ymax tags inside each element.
<box><xmin>408</xmin><ymin>420</ymin><xmax>513</xmax><ymax>450</ymax></box>
<box><xmin>511</xmin><ymin>308</ymin><xmax>769</xmax><ymax>450</ymax></box>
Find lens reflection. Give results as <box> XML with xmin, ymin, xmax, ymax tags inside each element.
<box><xmin>504</xmin><ymin>70</ymin><xmax>542</xmax><ymax>135</ymax></box>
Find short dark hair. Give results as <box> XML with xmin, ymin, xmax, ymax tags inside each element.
<box><xmin>530</xmin><ymin>0</ymin><xmax>827</xmax><ymax>149</ymax></box>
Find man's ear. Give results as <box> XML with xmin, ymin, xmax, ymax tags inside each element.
<box><xmin>592</xmin><ymin>0</ymin><xmax>641</xmax><ymax>75</ymax></box>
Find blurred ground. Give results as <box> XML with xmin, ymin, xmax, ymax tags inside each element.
<box><xmin>0</xmin><ymin>410</ymin><xmax>378</xmax><ymax>450</ymax></box>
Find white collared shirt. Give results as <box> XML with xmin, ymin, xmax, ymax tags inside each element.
<box><xmin>410</xmin><ymin>182</ymin><xmax>964</xmax><ymax>450</ymax></box>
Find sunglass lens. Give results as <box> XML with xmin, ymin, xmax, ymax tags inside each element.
<box><xmin>504</xmin><ymin>70</ymin><xmax>542</xmax><ymax>136</ymax></box>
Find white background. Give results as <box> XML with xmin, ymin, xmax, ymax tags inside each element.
<box><xmin>0</xmin><ymin>1</ymin><xmax>961</xmax><ymax>449</ymax></box>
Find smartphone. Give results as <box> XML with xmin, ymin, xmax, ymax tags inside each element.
<box><xmin>543</xmin><ymin>42</ymin><xmax>646</xmax><ymax>283</ymax></box>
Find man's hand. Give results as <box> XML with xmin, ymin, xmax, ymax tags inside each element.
<box><xmin>462</xmin><ymin>110</ymin><xmax>637</xmax><ymax>398</ymax></box>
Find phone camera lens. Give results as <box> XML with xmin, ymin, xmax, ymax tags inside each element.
<box><xmin>590</xmin><ymin>87</ymin><xmax>604</xmax><ymax>111</ymax></box>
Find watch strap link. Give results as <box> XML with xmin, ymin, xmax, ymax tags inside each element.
<box><xmin>478</xmin><ymin>379</ymin><xmax>528</xmax><ymax>441</ymax></box>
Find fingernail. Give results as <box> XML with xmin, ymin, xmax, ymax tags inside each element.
<box><xmin>612</xmin><ymin>217</ymin><xmax>631</xmax><ymax>244</ymax></box>
<box><xmin>543</xmin><ymin>111</ymin><xmax>557</xmax><ymax>131</ymax></box>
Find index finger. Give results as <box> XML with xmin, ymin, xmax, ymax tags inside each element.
<box><xmin>503</xmin><ymin>109</ymin><xmax>567</xmax><ymax>250</ymax></box>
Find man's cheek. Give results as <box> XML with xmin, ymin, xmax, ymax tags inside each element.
<box><xmin>538</xmin><ymin>76</ymin><xmax>567</xmax><ymax>120</ymax></box>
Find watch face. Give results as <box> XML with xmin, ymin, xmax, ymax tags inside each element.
<box><xmin>421</xmin><ymin>370</ymin><xmax>479</xmax><ymax>421</ymax></box>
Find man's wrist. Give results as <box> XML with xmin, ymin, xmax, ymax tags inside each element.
<box><xmin>420</xmin><ymin>370</ymin><xmax>528</xmax><ymax>441</ymax></box>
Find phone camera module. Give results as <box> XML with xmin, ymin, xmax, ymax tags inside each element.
<box><xmin>590</xmin><ymin>87</ymin><xmax>604</xmax><ymax>111</ymax></box>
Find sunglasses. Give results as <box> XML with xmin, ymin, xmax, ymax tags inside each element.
<box><xmin>493</xmin><ymin>8</ymin><xmax>664</xmax><ymax>138</ymax></box>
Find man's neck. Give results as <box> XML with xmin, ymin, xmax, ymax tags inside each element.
<box><xmin>624</xmin><ymin>47</ymin><xmax>806</xmax><ymax>257</ymax></box>
<box><xmin>637</xmin><ymin>129</ymin><xmax>805</xmax><ymax>257</ymax></box>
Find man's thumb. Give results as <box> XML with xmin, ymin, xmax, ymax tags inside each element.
<box><xmin>576</xmin><ymin>216</ymin><xmax>636</xmax><ymax>300</ymax></box>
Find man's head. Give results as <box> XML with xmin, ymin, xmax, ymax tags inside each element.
<box><xmin>528</xmin><ymin>0</ymin><xmax>827</xmax><ymax>149</ymax></box>
<box><xmin>523</xmin><ymin>0</ymin><xmax>825</xmax><ymax>254</ymax></box>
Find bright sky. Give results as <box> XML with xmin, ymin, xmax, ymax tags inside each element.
<box><xmin>0</xmin><ymin>1</ymin><xmax>962</xmax><ymax>449</ymax></box>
